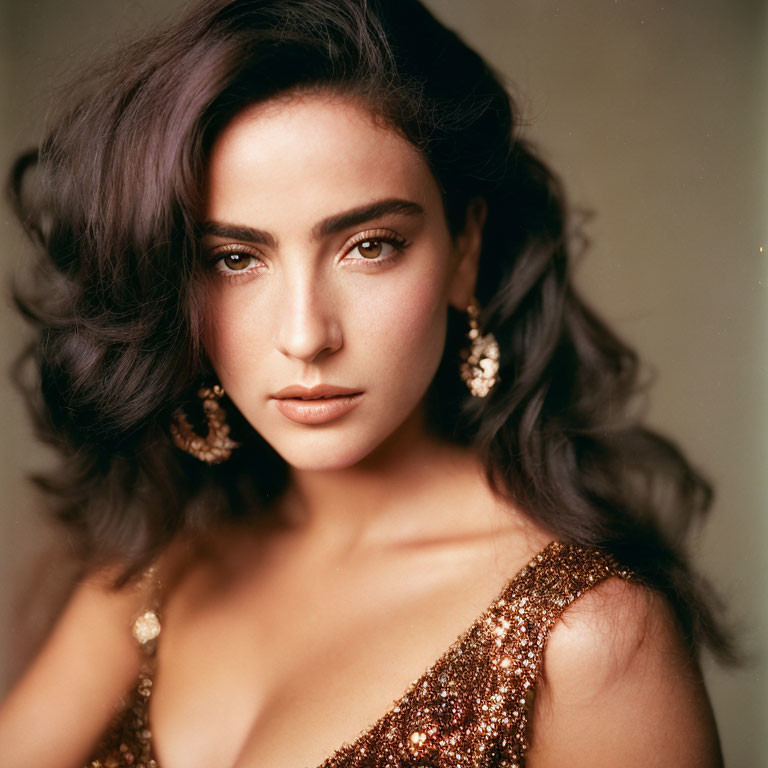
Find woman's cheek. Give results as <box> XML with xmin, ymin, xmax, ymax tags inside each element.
<box><xmin>202</xmin><ymin>289</ymin><xmax>263</xmax><ymax>378</ymax></box>
<box><xmin>354</xmin><ymin>265</ymin><xmax>448</xmax><ymax>371</ymax></box>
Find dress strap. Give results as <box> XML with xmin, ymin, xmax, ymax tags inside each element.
<box><xmin>83</xmin><ymin>564</ymin><xmax>163</xmax><ymax>768</ymax></box>
<box><xmin>498</xmin><ymin>541</ymin><xmax>635</xmax><ymax>693</ymax></box>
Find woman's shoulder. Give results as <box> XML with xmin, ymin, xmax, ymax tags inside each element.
<box><xmin>540</xmin><ymin>571</ymin><xmax>664</xmax><ymax>690</ymax></box>
<box><xmin>0</xmin><ymin>560</ymin><xmax>153</xmax><ymax>767</ymax></box>
<box><xmin>524</xmin><ymin>557</ymin><xmax>723</xmax><ymax>767</ymax></box>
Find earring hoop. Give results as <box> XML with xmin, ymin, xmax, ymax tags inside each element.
<box><xmin>170</xmin><ymin>384</ymin><xmax>239</xmax><ymax>464</ymax></box>
<box><xmin>459</xmin><ymin>297</ymin><xmax>500</xmax><ymax>398</ymax></box>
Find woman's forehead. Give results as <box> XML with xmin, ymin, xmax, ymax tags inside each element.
<box><xmin>204</xmin><ymin>92</ymin><xmax>441</xmax><ymax>224</ymax></box>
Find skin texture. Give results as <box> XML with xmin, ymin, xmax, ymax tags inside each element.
<box><xmin>0</xmin><ymin>93</ymin><xmax>723</xmax><ymax>768</ymax></box>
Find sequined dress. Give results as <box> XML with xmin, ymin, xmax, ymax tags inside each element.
<box><xmin>85</xmin><ymin>540</ymin><xmax>634</xmax><ymax>768</ymax></box>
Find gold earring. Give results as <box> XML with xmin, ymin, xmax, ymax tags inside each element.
<box><xmin>170</xmin><ymin>384</ymin><xmax>239</xmax><ymax>464</ymax></box>
<box><xmin>459</xmin><ymin>297</ymin><xmax>500</xmax><ymax>398</ymax></box>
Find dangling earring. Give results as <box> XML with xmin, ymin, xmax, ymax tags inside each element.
<box><xmin>170</xmin><ymin>384</ymin><xmax>239</xmax><ymax>464</ymax></box>
<box><xmin>459</xmin><ymin>297</ymin><xmax>500</xmax><ymax>398</ymax></box>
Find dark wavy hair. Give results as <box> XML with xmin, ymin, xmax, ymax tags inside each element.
<box><xmin>9</xmin><ymin>0</ymin><xmax>735</xmax><ymax>663</ymax></box>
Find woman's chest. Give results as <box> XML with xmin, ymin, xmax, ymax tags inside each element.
<box><xmin>147</xmin><ymin>555</ymin><xmax>525</xmax><ymax>768</ymax></box>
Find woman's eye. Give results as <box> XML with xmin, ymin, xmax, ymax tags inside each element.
<box><xmin>354</xmin><ymin>239</ymin><xmax>388</xmax><ymax>259</ymax></box>
<box><xmin>345</xmin><ymin>234</ymin><xmax>408</xmax><ymax>263</ymax></box>
<box><xmin>213</xmin><ymin>251</ymin><xmax>261</xmax><ymax>275</ymax></box>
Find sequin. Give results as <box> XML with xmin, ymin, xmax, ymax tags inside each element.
<box><xmin>84</xmin><ymin>540</ymin><xmax>633</xmax><ymax>768</ymax></box>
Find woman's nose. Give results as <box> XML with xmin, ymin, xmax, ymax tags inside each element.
<box><xmin>273</xmin><ymin>271</ymin><xmax>343</xmax><ymax>363</ymax></box>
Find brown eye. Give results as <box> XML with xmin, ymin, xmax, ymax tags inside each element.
<box><xmin>222</xmin><ymin>253</ymin><xmax>253</xmax><ymax>271</ymax></box>
<box><xmin>211</xmin><ymin>249</ymin><xmax>262</xmax><ymax>277</ymax></box>
<box><xmin>356</xmin><ymin>240</ymin><xmax>383</xmax><ymax>259</ymax></box>
<box><xmin>343</xmin><ymin>232</ymin><xmax>407</xmax><ymax>266</ymax></box>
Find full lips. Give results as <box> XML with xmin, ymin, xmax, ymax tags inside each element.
<box><xmin>272</xmin><ymin>393</ymin><xmax>364</xmax><ymax>425</ymax></box>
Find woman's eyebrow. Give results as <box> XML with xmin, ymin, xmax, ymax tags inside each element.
<box><xmin>312</xmin><ymin>198</ymin><xmax>424</xmax><ymax>239</ymax></box>
<box><xmin>201</xmin><ymin>198</ymin><xmax>424</xmax><ymax>247</ymax></box>
<box><xmin>201</xmin><ymin>222</ymin><xmax>277</xmax><ymax>247</ymax></box>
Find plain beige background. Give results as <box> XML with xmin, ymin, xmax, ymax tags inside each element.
<box><xmin>1</xmin><ymin>0</ymin><xmax>766</xmax><ymax>765</ymax></box>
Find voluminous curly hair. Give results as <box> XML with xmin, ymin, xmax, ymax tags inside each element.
<box><xmin>9</xmin><ymin>0</ymin><xmax>734</xmax><ymax>663</ymax></box>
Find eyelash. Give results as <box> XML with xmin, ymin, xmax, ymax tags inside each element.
<box><xmin>344</xmin><ymin>230</ymin><xmax>409</xmax><ymax>266</ymax></box>
<box><xmin>209</xmin><ymin>246</ymin><xmax>264</xmax><ymax>281</ymax></box>
<box><xmin>208</xmin><ymin>229</ymin><xmax>410</xmax><ymax>281</ymax></box>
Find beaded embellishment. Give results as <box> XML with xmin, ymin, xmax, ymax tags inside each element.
<box><xmin>86</xmin><ymin>567</ymin><xmax>161</xmax><ymax>768</ymax></box>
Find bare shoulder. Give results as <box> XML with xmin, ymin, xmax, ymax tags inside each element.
<box><xmin>0</xmin><ymin>572</ymin><xmax>130</xmax><ymax>766</ymax></box>
<box><xmin>0</xmin><ymin>544</ymin><xmax>184</xmax><ymax>768</ymax></box>
<box><xmin>526</xmin><ymin>576</ymin><xmax>723</xmax><ymax>768</ymax></box>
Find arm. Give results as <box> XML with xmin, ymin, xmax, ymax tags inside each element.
<box><xmin>526</xmin><ymin>577</ymin><xmax>723</xmax><ymax>768</ymax></box>
<box><xmin>0</xmin><ymin>569</ymin><xmax>146</xmax><ymax>768</ymax></box>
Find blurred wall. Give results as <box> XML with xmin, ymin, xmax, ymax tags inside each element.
<box><xmin>1</xmin><ymin>1</ymin><xmax>765</xmax><ymax>765</ymax></box>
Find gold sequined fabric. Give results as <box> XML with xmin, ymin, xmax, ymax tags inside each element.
<box><xmin>84</xmin><ymin>541</ymin><xmax>633</xmax><ymax>768</ymax></box>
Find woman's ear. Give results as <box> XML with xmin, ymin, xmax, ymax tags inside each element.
<box><xmin>447</xmin><ymin>197</ymin><xmax>487</xmax><ymax>311</ymax></box>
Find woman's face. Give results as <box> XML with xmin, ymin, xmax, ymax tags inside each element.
<box><xmin>201</xmin><ymin>92</ymin><xmax>483</xmax><ymax>471</ymax></box>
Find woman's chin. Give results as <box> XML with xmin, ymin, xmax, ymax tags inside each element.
<box><xmin>280</xmin><ymin>452</ymin><xmax>372</xmax><ymax>473</ymax></box>
<box><xmin>266</xmin><ymin>438</ymin><xmax>379</xmax><ymax>473</ymax></box>
<box><xmin>249</xmin><ymin>399</ymin><xmax>429</xmax><ymax>473</ymax></box>
<box><xmin>266</xmin><ymin>428</ymin><xmax>412</xmax><ymax>473</ymax></box>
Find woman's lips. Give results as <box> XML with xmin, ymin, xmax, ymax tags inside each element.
<box><xmin>272</xmin><ymin>393</ymin><xmax>364</xmax><ymax>425</ymax></box>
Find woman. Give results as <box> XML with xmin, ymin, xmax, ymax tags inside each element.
<box><xmin>0</xmin><ymin>0</ymin><xmax>732</xmax><ymax>765</ymax></box>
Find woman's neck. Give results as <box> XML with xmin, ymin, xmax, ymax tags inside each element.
<box><xmin>280</xmin><ymin>409</ymin><xmax>498</xmax><ymax>559</ymax></box>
